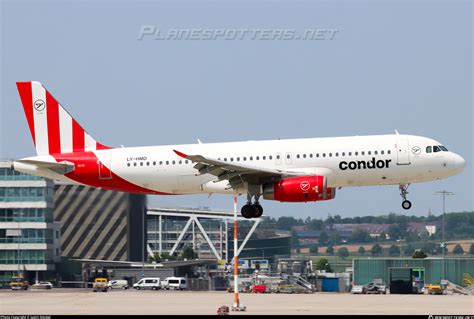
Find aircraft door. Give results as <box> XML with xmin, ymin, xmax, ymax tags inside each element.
<box><xmin>396</xmin><ymin>136</ymin><xmax>411</xmax><ymax>165</ymax></box>
<box><xmin>98</xmin><ymin>153</ymin><xmax>113</xmax><ymax>179</ymax></box>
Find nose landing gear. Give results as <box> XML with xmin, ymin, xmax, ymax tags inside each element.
<box><xmin>399</xmin><ymin>184</ymin><xmax>412</xmax><ymax>210</ymax></box>
<box><xmin>240</xmin><ymin>194</ymin><xmax>264</xmax><ymax>219</ymax></box>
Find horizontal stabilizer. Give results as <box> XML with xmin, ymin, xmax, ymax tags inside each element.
<box><xmin>15</xmin><ymin>158</ymin><xmax>75</xmax><ymax>175</ymax></box>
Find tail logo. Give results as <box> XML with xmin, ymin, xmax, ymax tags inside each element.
<box><xmin>34</xmin><ymin>99</ymin><xmax>45</xmax><ymax>111</ymax></box>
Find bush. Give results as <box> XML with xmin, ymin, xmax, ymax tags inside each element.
<box><xmin>357</xmin><ymin>246</ymin><xmax>365</xmax><ymax>255</ymax></box>
<box><xmin>389</xmin><ymin>244</ymin><xmax>401</xmax><ymax>256</ymax></box>
<box><xmin>326</xmin><ymin>246</ymin><xmax>334</xmax><ymax>255</ymax></box>
<box><xmin>452</xmin><ymin>244</ymin><xmax>464</xmax><ymax>255</ymax></box>
<box><xmin>309</xmin><ymin>246</ymin><xmax>319</xmax><ymax>254</ymax></box>
<box><xmin>315</xmin><ymin>258</ymin><xmax>333</xmax><ymax>272</ymax></box>
<box><xmin>413</xmin><ymin>250</ymin><xmax>428</xmax><ymax>258</ymax></box>
<box><xmin>337</xmin><ymin>247</ymin><xmax>349</xmax><ymax>259</ymax></box>
<box><xmin>371</xmin><ymin>244</ymin><xmax>382</xmax><ymax>256</ymax></box>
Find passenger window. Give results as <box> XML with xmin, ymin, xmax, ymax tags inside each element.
<box><xmin>287</xmin><ymin>154</ymin><xmax>290</xmax><ymax>159</ymax></box>
<box><xmin>297</xmin><ymin>154</ymin><xmax>300</xmax><ymax>159</ymax></box>
<box><xmin>433</xmin><ymin>146</ymin><xmax>441</xmax><ymax>153</ymax></box>
<box><xmin>342</xmin><ymin>152</ymin><xmax>345</xmax><ymax>156</ymax></box>
<box><xmin>166</xmin><ymin>161</ymin><xmax>169</xmax><ymax>165</ymax></box>
<box><xmin>348</xmin><ymin>152</ymin><xmax>352</xmax><ymax>156</ymax></box>
<box><xmin>368</xmin><ymin>151</ymin><xmax>371</xmax><ymax>155</ymax></box>
<box><xmin>355</xmin><ymin>152</ymin><xmax>358</xmax><ymax>156</ymax></box>
<box><xmin>146</xmin><ymin>162</ymin><xmax>150</xmax><ymax>166</ymax></box>
<box><xmin>140</xmin><ymin>162</ymin><xmax>143</xmax><ymax>166</ymax></box>
<box><xmin>153</xmin><ymin>161</ymin><xmax>156</xmax><ymax>166</ymax></box>
<box><xmin>276</xmin><ymin>155</ymin><xmax>280</xmax><ymax>159</ymax></box>
<box><xmin>224</xmin><ymin>158</ymin><xmax>227</xmax><ymax>161</ymax></box>
<box><xmin>322</xmin><ymin>153</ymin><xmax>326</xmax><ymax>157</ymax></box>
<box><xmin>374</xmin><ymin>151</ymin><xmax>378</xmax><ymax>155</ymax></box>
<box><xmin>310</xmin><ymin>154</ymin><xmax>313</xmax><ymax>158</ymax></box>
<box><xmin>335</xmin><ymin>153</ymin><xmax>339</xmax><ymax>157</ymax></box>
<box><xmin>127</xmin><ymin>163</ymin><xmax>130</xmax><ymax>167</ymax></box>
<box><xmin>256</xmin><ymin>156</ymin><xmax>260</xmax><ymax>160</ymax></box>
<box><xmin>269</xmin><ymin>155</ymin><xmax>273</xmax><ymax>160</ymax></box>
<box><xmin>329</xmin><ymin>153</ymin><xmax>332</xmax><ymax>157</ymax></box>
<box><xmin>250</xmin><ymin>157</ymin><xmax>253</xmax><ymax>161</ymax></box>
<box><xmin>172</xmin><ymin>160</ymin><xmax>175</xmax><ymax>165</ymax></box>
<box><xmin>263</xmin><ymin>156</ymin><xmax>266</xmax><ymax>160</ymax></box>
<box><xmin>159</xmin><ymin>161</ymin><xmax>163</xmax><ymax>165</ymax></box>
<box><xmin>381</xmin><ymin>151</ymin><xmax>384</xmax><ymax>155</ymax></box>
<box><xmin>388</xmin><ymin>150</ymin><xmax>391</xmax><ymax>155</ymax></box>
<box><xmin>303</xmin><ymin>154</ymin><xmax>306</xmax><ymax>158</ymax></box>
<box><xmin>361</xmin><ymin>151</ymin><xmax>365</xmax><ymax>156</ymax></box>
<box><xmin>179</xmin><ymin>160</ymin><xmax>182</xmax><ymax>164</ymax></box>
<box><xmin>316</xmin><ymin>154</ymin><xmax>319</xmax><ymax>158</ymax></box>
<box><xmin>185</xmin><ymin>160</ymin><xmax>189</xmax><ymax>164</ymax></box>
<box><xmin>230</xmin><ymin>158</ymin><xmax>234</xmax><ymax>162</ymax></box>
<box><xmin>243</xmin><ymin>157</ymin><xmax>247</xmax><ymax>161</ymax></box>
<box><xmin>237</xmin><ymin>157</ymin><xmax>240</xmax><ymax>161</ymax></box>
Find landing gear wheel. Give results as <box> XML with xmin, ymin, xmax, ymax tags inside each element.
<box><xmin>241</xmin><ymin>204</ymin><xmax>256</xmax><ymax>219</ymax></box>
<box><xmin>402</xmin><ymin>200</ymin><xmax>412</xmax><ymax>210</ymax></box>
<box><xmin>253</xmin><ymin>204</ymin><xmax>263</xmax><ymax>218</ymax></box>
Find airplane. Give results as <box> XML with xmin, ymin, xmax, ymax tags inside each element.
<box><xmin>12</xmin><ymin>81</ymin><xmax>465</xmax><ymax>218</ymax></box>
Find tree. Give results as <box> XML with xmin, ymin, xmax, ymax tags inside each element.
<box><xmin>357</xmin><ymin>246</ymin><xmax>365</xmax><ymax>255</ymax></box>
<box><xmin>160</xmin><ymin>252</ymin><xmax>176</xmax><ymax>261</ymax></box>
<box><xmin>182</xmin><ymin>245</ymin><xmax>197</xmax><ymax>259</ymax></box>
<box><xmin>276</xmin><ymin>217</ymin><xmax>301</xmax><ymax>230</ymax></box>
<box><xmin>469</xmin><ymin>244</ymin><xmax>474</xmax><ymax>255</ymax></box>
<box><xmin>326</xmin><ymin>246</ymin><xmax>334</xmax><ymax>255</ymax></box>
<box><xmin>388</xmin><ymin>244</ymin><xmax>401</xmax><ymax>256</ymax></box>
<box><xmin>388</xmin><ymin>224</ymin><xmax>402</xmax><ymax>240</ymax></box>
<box><xmin>413</xmin><ymin>250</ymin><xmax>428</xmax><ymax>258</ymax></box>
<box><xmin>315</xmin><ymin>258</ymin><xmax>333</xmax><ymax>272</ymax></box>
<box><xmin>403</xmin><ymin>244</ymin><xmax>415</xmax><ymax>256</ymax></box>
<box><xmin>319</xmin><ymin>231</ymin><xmax>329</xmax><ymax>244</ymax></box>
<box><xmin>351</xmin><ymin>228</ymin><xmax>371</xmax><ymax>243</ymax></box>
<box><xmin>452</xmin><ymin>244</ymin><xmax>464</xmax><ymax>255</ymax></box>
<box><xmin>371</xmin><ymin>244</ymin><xmax>382</xmax><ymax>256</ymax></box>
<box><xmin>379</xmin><ymin>231</ymin><xmax>387</xmax><ymax>241</ymax></box>
<box><xmin>337</xmin><ymin>247</ymin><xmax>349</xmax><ymax>259</ymax></box>
<box><xmin>309</xmin><ymin>245</ymin><xmax>319</xmax><ymax>254</ymax></box>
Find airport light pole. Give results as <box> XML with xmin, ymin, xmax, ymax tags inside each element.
<box><xmin>433</xmin><ymin>191</ymin><xmax>454</xmax><ymax>282</ymax></box>
<box><xmin>232</xmin><ymin>195</ymin><xmax>240</xmax><ymax>310</ymax></box>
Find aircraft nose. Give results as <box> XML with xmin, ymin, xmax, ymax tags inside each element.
<box><xmin>452</xmin><ymin>153</ymin><xmax>465</xmax><ymax>172</ymax></box>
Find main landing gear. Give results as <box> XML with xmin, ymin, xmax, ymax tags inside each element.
<box><xmin>399</xmin><ymin>184</ymin><xmax>412</xmax><ymax>210</ymax></box>
<box><xmin>241</xmin><ymin>194</ymin><xmax>263</xmax><ymax>219</ymax></box>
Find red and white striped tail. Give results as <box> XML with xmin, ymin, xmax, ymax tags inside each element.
<box><xmin>16</xmin><ymin>81</ymin><xmax>110</xmax><ymax>155</ymax></box>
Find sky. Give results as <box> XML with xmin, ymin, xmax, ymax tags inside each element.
<box><xmin>0</xmin><ymin>0</ymin><xmax>472</xmax><ymax>219</ymax></box>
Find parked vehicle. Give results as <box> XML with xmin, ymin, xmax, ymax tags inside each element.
<box><xmin>350</xmin><ymin>285</ymin><xmax>365</xmax><ymax>294</ymax></box>
<box><xmin>365</xmin><ymin>280</ymin><xmax>387</xmax><ymax>294</ymax></box>
<box><xmin>426</xmin><ymin>284</ymin><xmax>444</xmax><ymax>295</ymax></box>
<box><xmin>32</xmin><ymin>281</ymin><xmax>53</xmax><ymax>289</ymax></box>
<box><xmin>92</xmin><ymin>278</ymin><xmax>109</xmax><ymax>292</ymax></box>
<box><xmin>162</xmin><ymin>277</ymin><xmax>187</xmax><ymax>290</ymax></box>
<box><xmin>133</xmin><ymin>278</ymin><xmax>161</xmax><ymax>290</ymax></box>
<box><xmin>10</xmin><ymin>276</ymin><xmax>29</xmax><ymax>290</ymax></box>
<box><xmin>253</xmin><ymin>284</ymin><xmax>267</xmax><ymax>293</ymax></box>
<box><xmin>107</xmin><ymin>280</ymin><xmax>129</xmax><ymax>290</ymax></box>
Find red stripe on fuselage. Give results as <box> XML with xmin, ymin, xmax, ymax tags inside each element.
<box><xmin>53</xmin><ymin>151</ymin><xmax>173</xmax><ymax>195</ymax></box>
<box><xmin>72</xmin><ymin>120</ymin><xmax>85</xmax><ymax>152</ymax></box>
<box><xmin>16</xmin><ymin>82</ymin><xmax>36</xmax><ymax>144</ymax></box>
<box><xmin>46</xmin><ymin>91</ymin><xmax>61</xmax><ymax>154</ymax></box>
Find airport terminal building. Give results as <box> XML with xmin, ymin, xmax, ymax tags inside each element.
<box><xmin>0</xmin><ymin>161</ymin><xmax>61</xmax><ymax>286</ymax></box>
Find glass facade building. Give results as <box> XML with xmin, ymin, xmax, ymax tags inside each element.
<box><xmin>0</xmin><ymin>161</ymin><xmax>61</xmax><ymax>287</ymax></box>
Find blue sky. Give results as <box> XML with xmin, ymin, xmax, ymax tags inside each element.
<box><xmin>1</xmin><ymin>0</ymin><xmax>472</xmax><ymax>218</ymax></box>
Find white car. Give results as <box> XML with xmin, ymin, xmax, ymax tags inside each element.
<box><xmin>32</xmin><ymin>281</ymin><xmax>53</xmax><ymax>289</ymax></box>
<box><xmin>133</xmin><ymin>278</ymin><xmax>161</xmax><ymax>290</ymax></box>
<box><xmin>350</xmin><ymin>285</ymin><xmax>365</xmax><ymax>294</ymax></box>
<box><xmin>162</xmin><ymin>277</ymin><xmax>187</xmax><ymax>290</ymax></box>
<box><xmin>107</xmin><ymin>280</ymin><xmax>129</xmax><ymax>290</ymax></box>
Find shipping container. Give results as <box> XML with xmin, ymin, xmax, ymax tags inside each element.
<box><xmin>353</xmin><ymin>258</ymin><xmax>474</xmax><ymax>286</ymax></box>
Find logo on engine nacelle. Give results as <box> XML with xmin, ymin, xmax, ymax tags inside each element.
<box><xmin>300</xmin><ymin>181</ymin><xmax>310</xmax><ymax>192</ymax></box>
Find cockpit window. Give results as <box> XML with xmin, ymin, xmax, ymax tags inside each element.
<box><xmin>439</xmin><ymin>145</ymin><xmax>448</xmax><ymax>151</ymax></box>
<box><xmin>433</xmin><ymin>145</ymin><xmax>441</xmax><ymax>152</ymax></box>
<box><xmin>426</xmin><ymin>146</ymin><xmax>432</xmax><ymax>153</ymax></box>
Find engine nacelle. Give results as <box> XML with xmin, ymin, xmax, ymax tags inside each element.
<box><xmin>262</xmin><ymin>176</ymin><xmax>336</xmax><ymax>202</ymax></box>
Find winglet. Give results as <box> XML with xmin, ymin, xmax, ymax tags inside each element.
<box><xmin>173</xmin><ymin>150</ymin><xmax>188</xmax><ymax>158</ymax></box>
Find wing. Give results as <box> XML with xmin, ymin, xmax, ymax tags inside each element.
<box><xmin>173</xmin><ymin>150</ymin><xmax>308</xmax><ymax>190</ymax></box>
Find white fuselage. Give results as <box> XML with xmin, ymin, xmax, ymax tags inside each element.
<box><xmin>66</xmin><ymin>133</ymin><xmax>462</xmax><ymax>195</ymax></box>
